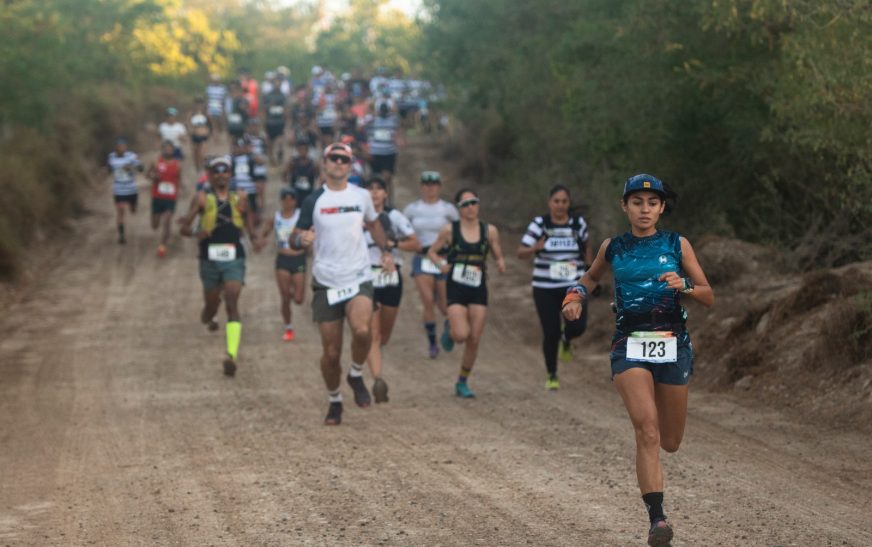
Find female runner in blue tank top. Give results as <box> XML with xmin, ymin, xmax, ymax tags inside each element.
<box><xmin>562</xmin><ymin>174</ymin><xmax>713</xmax><ymax>547</ymax></box>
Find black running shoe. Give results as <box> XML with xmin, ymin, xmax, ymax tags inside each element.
<box><xmin>647</xmin><ymin>518</ymin><xmax>673</xmax><ymax>547</ymax></box>
<box><xmin>223</xmin><ymin>355</ymin><xmax>237</xmax><ymax>377</ymax></box>
<box><xmin>346</xmin><ymin>373</ymin><xmax>372</xmax><ymax>408</ymax></box>
<box><xmin>324</xmin><ymin>401</ymin><xmax>343</xmax><ymax>425</ymax></box>
<box><xmin>373</xmin><ymin>377</ymin><xmax>389</xmax><ymax>403</ymax></box>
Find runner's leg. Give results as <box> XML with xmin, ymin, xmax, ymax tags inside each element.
<box><xmin>654</xmin><ymin>383</ymin><xmax>689</xmax><ymax>453</ymax></box>
<box><xmin>613</xmin><ymin>368</ymin><xmax>662</xmax><ymax>493</ymax></box>
<box><xmin>276</xmin><ymin>269</ymin><xmax>292</xmax><ymax>326</ymax></box>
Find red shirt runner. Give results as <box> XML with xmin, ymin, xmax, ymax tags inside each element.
<box><xmin>152</xmin><ymin>157</ymin><xmax>181</xmax><ymax>200</ymax></box>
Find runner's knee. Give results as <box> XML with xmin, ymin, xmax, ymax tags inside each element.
<box><xmin>635</xmin><ymin>421</ymin><xmax>660</xmax><ymax>449</ymax></box>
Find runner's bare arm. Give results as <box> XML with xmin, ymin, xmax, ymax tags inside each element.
<box><xmin>516</xmin><ymin>235</ymin><xmax>546</xmax><ymax>259</ymax></box>
<box><xmin>396</xmin><ymin>233</ymin><xmax>421</xmax><ymax>253</ymax></box>
<box><xmin>658</xmin><ymin>237</ymin><xmax>714</xmax><ymax>307</ymax></box>
<box><xmin>488</xmin><ymin>224</ymin><xmax>506</xmax><ymax>273</ymax></box>
<box><xmin>563</xmin><ymin>239</ymin><xmax>610</xmax><ymax>321</ymax></box>
<box><xmin>427</xmin><ymin>224</ymin><xmax>453</xmax><ymax>274</ymax></box>
<box><xmin>256</xmin><ymin>216</ymin><xmax>274</xmax><ymax>252</ymax></box>
<box><xmin>237</xmin><ymin>191</ymin><xmax>259</xmax><ymax>247</ymax></box>
<box><xmin>177</xmin><ymin>191</ymin><xmax>206</xmax><ymax>237</ymax></box>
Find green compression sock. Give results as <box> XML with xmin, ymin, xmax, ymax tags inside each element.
<box><xmin>226</xmin><ymin>321</ymin><xmax>242</xmax><ymax>359</ymax></box>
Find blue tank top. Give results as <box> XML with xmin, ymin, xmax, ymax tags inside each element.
<box><xmin>606</xmin><ymin>230</ymin><xmax>689</xmax><ymax>346</ymax></box>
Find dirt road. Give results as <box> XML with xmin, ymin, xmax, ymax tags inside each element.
<box><xmin>1</xmin><ymin>135</ymin><xmax>870</xmax><ymax>546</ymax></box>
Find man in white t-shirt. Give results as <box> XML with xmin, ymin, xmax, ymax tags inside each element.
<box><xmin>158</xmin><ymin>107</ymin><xmax>187</xmax><ymax>160</ymax></box>
<box><xmin>291</xmin><ymin>142</ymin><xmax>394</xmax><ymax>426</ymax></box>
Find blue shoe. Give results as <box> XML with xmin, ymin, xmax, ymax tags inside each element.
<box><xmin>455</xmin><ymin>381</ymin><xmax>475</xmax><ymax>398</ymax></box>
<box><xmin>440</xmin><ymin>329</ymin><xmax>454</xmax><ymax>352</ymax></box>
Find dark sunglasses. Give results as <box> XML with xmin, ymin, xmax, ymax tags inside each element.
<box><xmin>210</xmin><ymin>164</ymin><xmax>230</xmax><ymax>174</ymax></box>
<box><xmin>327</xmin><ymin>154</ymin><xmax>351</xmax><ymax>164</ymax></box>
<box><xmin>421</xmin><ymin>171</ymin><xmax>441</xmax><ymax>183</ymax></box>
<box><xmin>457</xmin><ymin>198</ymin><xmax>480</xmax><ymax>208</ymax></box>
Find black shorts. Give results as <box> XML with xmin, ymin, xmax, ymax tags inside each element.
<box><xmin>151</xmin><ymin>197</ymin><xmax>176</xmax><ymax>215</ymax></box>
<box><xmin>374</xmin><ymin>266</ymin><xmax>403</xmax><ymax>308</ymax></box>
<box><xmin>267</xmin><ymin>124</ymin><xmax>285</xmax><ymax>139</ymax></box>
<box><xmin>114</xmin><ymin>193</ymin><xmax>138</xmax><ymax>211</ymax></box>
<box><xmin>446</xmin><ymin>278</ymin><xmax>488</xmax><ymax>307</ymax></box>
<box><xmin>191</xmin><ymin>134</ymin><xmax>209</xmax><ymax>144</ymax></box>
<box><xmin>275</xmin><ymin>253</ymin><xmax>306</xmax><ymax>274</ymax></box>
<box><xmin>370</xmin><ymin>153</ymin><xmax>396</xmax><ymax>175</ymax></box>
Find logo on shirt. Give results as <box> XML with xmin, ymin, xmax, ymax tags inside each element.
<box><xmin>659</xmin><ymin>255</ymin><xmax>668</xmax><ymax>265</ymax></box>
<box><xmin>320</xmin><ymin>205</ymin><xmax>362</xmax><ymax>215</ymax></box>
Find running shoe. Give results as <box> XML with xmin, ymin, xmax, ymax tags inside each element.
<box><xmin>347</xmin><ymin>373</ymin><xmax>372</xmax><ymax>408</ymax></box>
<box><xmin>324</xmin><ymin>401</ymin><xmax>343</xmax><ymax>425</ymax></box>
<box><xmin>558</xmin><ymin>337</ymin><xmax>573</xmax><ymax>362</ymax></box>
<box><xmin>647</xmin><ymin>518</ymin><xmax>673</xmax><ymax>547</ymax></box>
<box><xmin>440</xmin><ymin>329</ymin><xmax>454</xmax><ymax>352</ymax></box>
<box><xmin>373</xmin><ymin>377</ymin><xmax>389</xmax><ymax>403</ymax></box>
<box><xmin>428</xmin><ymin>342</ymin><xmax>439</xmax><ymax>359</ymax></box>
<box><xmin>156</xmin><ymin>244</ymin><xmax>167</xmax><ymax>258</ymax></box>
<box><xmin>455</xmin><ymin>381</ymin><xmax>475</xmax><ymax>398</ymax></box>
<box><xmin>546</xmin><ymin>376</ymin><xmax>560</xmax><ymax>391</ymax></box>
<box><xmin>282</xmin><ymin>328</ymin><xmax>295</xmax><ymax>342</ymax></box>
<box><xmin>223</xmin><ymin>355</ymin><xmax>237</xmax><ymax>377</ymax></box>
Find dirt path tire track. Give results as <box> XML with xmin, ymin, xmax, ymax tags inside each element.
<box><xmin>1</xmin><ymin>134</ymin><xmax>870</xmax><ymax>546</ymax></box>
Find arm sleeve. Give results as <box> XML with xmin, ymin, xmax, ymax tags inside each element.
<box><xmin>295</xmin><ymin>192</ymin><xmax>317</xmax><ymax>230</ymax></box>
<box><xmin>521</xmin><ymin>217</ymin><xmax>543</xmax><ymax>247</ymax></box>
<box><xmin>390</xmin><ymin>210</ymin><xmax>415</xmax><ymax>238</ymax></box>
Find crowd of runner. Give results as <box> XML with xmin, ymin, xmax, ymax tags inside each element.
<box><xmin>105</xmin><ymin>64</ymin><xmax>713</xmax><ymax>547</ymax></box>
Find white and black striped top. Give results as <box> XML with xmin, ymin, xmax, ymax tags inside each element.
<box><xmin>521</xmin><ymin>214</ymin><xmax>589</xmax><ymax>289</ymax></box>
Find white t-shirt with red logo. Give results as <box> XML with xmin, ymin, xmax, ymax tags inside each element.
<box><xmin>295</xmin><ymin>184</ymin><xmax>378</xmax><ymax>288</ymax></box>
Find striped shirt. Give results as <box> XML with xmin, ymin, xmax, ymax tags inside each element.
<box><xmin>521</xmin><ymin>215</ymin><xmax>589</xmax><ymax>289</ymax></box>
<box><xmin>107</xmin><ymin>151</ymin><xmax>141</xmax><ymax>196</ymax></box>
<box><xmin>232</xmin><ymin>154</ymin><xmax>255</xmax><ymax>195</ymax></box>
<box><xmin>206</xmin><ymin>84</ymin><xmax>227</xmax><ymax>115</ymax></box>
<box><xmin>367</xmin><ymin>115</ymin><xmax>399</xmax><ymax>156</ymax></box>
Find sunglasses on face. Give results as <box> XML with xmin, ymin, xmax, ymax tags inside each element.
<box><xmin>457</xmin><ymin>198</ymin><xmax>480</xmax><ymax>208</ymax></box>
<box><xmin>327</xmin><ymin>154</ymin><xmax>351</xmax><ymax>164</ymax></box>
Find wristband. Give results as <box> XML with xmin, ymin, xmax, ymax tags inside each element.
<box><xmin>561</xmin><ymin>284</ymin><xmax>588</xmax><ymax>309</ymax></box>
<box><xmin>681</xmin><ymin>277</ymin><xmax>695</xmax><ymax>294</ymax></box>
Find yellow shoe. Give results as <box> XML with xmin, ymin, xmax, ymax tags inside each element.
<box><xmin>546</xmin><ymin>376</ymin><xmax>560</xmax><ymax>391</ymax></box>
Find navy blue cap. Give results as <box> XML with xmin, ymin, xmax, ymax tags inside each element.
<box><xmin>623</xmin><ymin>174</ymin><xmax>666</xmax><ymax>198</ymax></box>
<box><xmin>280</xmin><ymin>186</ymin><xmax>298</xmax><ymax>200</ymax></box>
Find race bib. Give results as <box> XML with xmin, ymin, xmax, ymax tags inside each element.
<box><xmin>208</xmin><ymin>243</ymin><xmax>236</xmax><ymax>262</ymax></box>
<box><xmin>269</xmin><ymin>106</ymin><xmax>284</xmax><ymax>116</ymax></box>
<box><xmin>452</xmin><ymin>264</ymin><xmax>482</xmax><ymax>287</ymax></box>
<box><xmin>544</xmin><ymin>237</ymin><xmax>578</xmax><ymax>251</ymax></box>
<box><xmin>113</xmin><ymin>167</ymin><xmax>132</xmax><ymax>182</ymax></box>
<box><xmin>294</xmin><ymin>178</ymin><xmax>311</xmax><ymax>191</ymax></box>
<box><xmin>626</xmin><ymin>332</ymin><xmax>678</xmax><ymax>363</ymax></box>
<box><xmin>208</xmin><ymin>99</ymin><xmax>222</xmax><ymax>110</ymax></box>
<box><xmin>234</xmin><ymin>163</ymin><xmax>248</xmax><ymax>178</ymax></box>
<box><xmin>549</xmin><ymin>261</ymin><xmax>578</xmax><ymax>280</ymax></box>
<box><xmin>227</xmin><ymin>113</ymin><xmax>242</xmax><ymax>124</ymax></box>
<box><xmin>321</xmin><ymin>108</ymin><xmax>337</xmax><ymax>122</ymax></box>
<box><xmin>420</xmin><ymin>257</ymin><xmax>442</xmax><ymax>275</ymax></box>
<box><xmin>156</xmin><ymin>182</ymin><xmax>176</xmax><ymax>197</ymax></box>
<box><xmin>191</xmin><ymin>114</ymin><xmax>208</xmax><ymax>126</ymax></box>
<box><xmin>373</xmin><ymin>128</ymin><xmax>392</xmax><ymax>142</ymax></box>
<box><xmin>326</xmin><ymin>284</ymin><xmax>359</xmax><ymax>306</ymax></box>
<box><xmin>371</xmin><ymin>267</ymin><xmax>399</xmax><ymax>288</ymax></box>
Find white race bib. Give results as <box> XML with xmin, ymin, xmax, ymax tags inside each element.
<box><xmin>420</xmin><ymin>257</ymin><xmax>442</xmax><ymax>275</ymax></box>
<box><xmin>373</xmin><ymin>128</ymin><xmax>392</xmax><ymax>142</ymax></box>
<box><xmin>227</xmin><ymin>113</ymin><xmax>242</xmax><ymax>124</ymax></box>
<box><xmin>327</xmin><ymin>284</ymin><xmax>360</xmax><ymax>306</ymax></box>
<box><xmin>321</xmin><ymin>108</ymin><xmax>337</xmax><ymax>122</ymax></box>
<box><xmin>371</xmin><ymin>267</ymin><xmax>399</xmax><ymax>288</ymax></box>
<box><xmin>294</xmin><ymin>178</ymin><xmax>311</xmax><ymax>191</ymax></box>
<box><xmin>156</xmin><ymin>182</ymin><xmax>176</xmax><ymax>197</ymax></box>
<box><xmin>208</xmin><ymin>243</ymin><xmax>237</xmax><ymax>262</ymax></box>
<box><xmin>626</xmin><ymin>332</ymin><xmax>678</xmax><ymax>363</ymax></box>
<box><xmin>191</xmin><ymin>114</ymin><xmax>208</xmax><ymax>126</ymax></box>
<box><xmin>549</xmin><ymin>261</ymin><xmax>578</xmax><ymax>280</ymax></box>
<box><xmin>276</xmin><ymin>226</ymin><xmax>293</xmax><ymax>249</ymax></box>
<box><xmin>452</xmin><ymin>264</ymin><xmax>482</xmax><ymax>287</ymax></box>
<box><xmin>544</xmin><ymin>237</ymin><xmax>578</xmax><ymax>251</ymax></box>
<box><xmin>113</xmin><ymin>168</ymin><xmax>132</xmax><ymax>182</ymax></box>
<box><xmin>269</xmin><ymin>106</ymin><xmax>284</xmax><ymax>116</ymax></box>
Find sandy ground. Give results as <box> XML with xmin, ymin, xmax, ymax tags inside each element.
<box><xmin>1</xmin><ymin>134</ymin><xmax>870</xmax><ymax>546</ymax></box>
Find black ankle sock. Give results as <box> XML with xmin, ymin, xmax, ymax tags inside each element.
<box><xmin>424</xmin><ymin>322</ymin><xmax>436</xmax><ymax>345</ymax></box>
<box><xmin>642</xmin><ymin>492</ymin><xmax>665</xmax><ymax>524</ymax></box>
<box><xmin>118</xmin><ymin>224</ymin><xmax>125</xmax><ymax>236</ymax></box>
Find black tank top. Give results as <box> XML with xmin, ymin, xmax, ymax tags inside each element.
<box><xmin>447</xmin><ymin>220</ymin><xmax>489</xmax><ymax>269</ymax></box>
